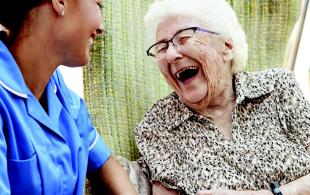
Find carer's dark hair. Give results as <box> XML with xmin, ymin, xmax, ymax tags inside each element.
<box><xmin>0</xmin><ymin>0</ymin><xmax>45</xmax><ymax>45</ymax></box>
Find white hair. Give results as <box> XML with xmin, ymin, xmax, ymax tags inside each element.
<box><xmin>144</xmin><ymin>0</ymin><xmax>248</xmax><ymax>72</ymax></box>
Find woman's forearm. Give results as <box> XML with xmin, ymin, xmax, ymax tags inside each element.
<box><xmin>276</xmin><ymin>146</ymin><xmax>310</xmax><ymax>195</ymax></box>
<box><xmin>280</xmin><ymin>173</ymin><xmax>310</xmax><ymax>195</ymax></box>
<box><xmin>256</xmin><ymin>174</ymin><xmax>310</xmax><ymax>195</ymax></box>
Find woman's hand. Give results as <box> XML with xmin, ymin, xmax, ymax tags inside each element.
<box><xmin>196</xmin><ymin>189</ymin><xmax>272</xmax><ymax>195</ymax></box>
<box><xmin>152</xmin><ymin>181</ymin><xmax>179</xmax><ymax>195</ymax></box>
<box><xmin>196</xmin><ymin>172</ymin><xmax>310</xmax><ymax>195</ymax></box>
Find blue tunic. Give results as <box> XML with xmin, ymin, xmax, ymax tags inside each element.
<box><xmin>0</xmin><ymin>41</ymin><xmax>111</xmax><ymax>195</ymax></box>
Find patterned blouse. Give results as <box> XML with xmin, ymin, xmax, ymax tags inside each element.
<box><xmin>134</xmin><ymin>68</ymin><xmax>310</xmax><ymax>195</ymax></box>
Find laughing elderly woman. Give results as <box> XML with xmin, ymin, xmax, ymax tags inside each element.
<box><xmin>133</xmin><ymin>0</ymin><xmax>310</xmax><ymax>195</ymax></box>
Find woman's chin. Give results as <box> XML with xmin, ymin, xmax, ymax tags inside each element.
<box><xmin>182</xmin><ymin>94</ymin><xmax>206</xmax><ymax>104</ymax></box>
<box><xmin>78</xmin><ymin>55</ymin><xmax>90</xmax><ymax>66</ymax></box>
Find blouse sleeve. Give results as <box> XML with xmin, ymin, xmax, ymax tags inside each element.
<box><xmin>277</xmin><ymin>70</ymin><xmax>310</xmax><ymax>148</ymax></box>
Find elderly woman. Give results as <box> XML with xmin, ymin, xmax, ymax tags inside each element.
<box><xmin>134</xmin><ymin>0</ymin><xmax>310</xmax><ymax>194</ymax></box>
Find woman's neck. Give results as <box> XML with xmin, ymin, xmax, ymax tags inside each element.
<box><xmin>204</xmin><ymin>82</ymin><xmax>236</xmax><ymax>140</ymax></box>
<box><xmin>204</xmin><ymin>73</ymin><xmax>235</xmax><ymax>115</ymax></box>
<box><xmin>200</xmin><ymin>74</ymin><xmax>236</xmax><ymax>140</ymax></box>
<box><xmin>10</xmin><ymin>36</ymin><xmax>58</xmax><ymax>100</ymax></box>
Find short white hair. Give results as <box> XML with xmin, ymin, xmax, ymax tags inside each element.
<box><xmin>144</xmin><ymin>0</ymin><xmax>248</xmax><ymax>72</ymax></box>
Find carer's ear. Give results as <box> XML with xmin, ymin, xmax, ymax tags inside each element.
<box><xmin>51</xmin><ymin>0</ymin><xmax>66</xmax><ymax>17</ymax></box>
<box><xmin>223</xmin><ymin>38</ymin><xmax>234</xmax><ymax>62</ymax></box>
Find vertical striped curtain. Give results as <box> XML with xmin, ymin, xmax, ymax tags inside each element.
<box><xmin>84</xmin><ymin>0</ymin><xmax>301</xmax><ymax>161</ymax></box>
<box><xmin>84</xmin><ymin>0</ymin><xmax>170</xmax><ymax>160</ymax></box>
<box><xmin>227</xmin><ymin>0</ymin><xmax>300</xmax><ymax>70</ymax></box>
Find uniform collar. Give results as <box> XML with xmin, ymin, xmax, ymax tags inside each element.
<box><xmin>0</xmin><ymin>41</ymin><xmax>28</xmax><ymax>98</ymax></box>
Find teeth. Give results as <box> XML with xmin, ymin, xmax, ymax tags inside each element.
<box><xmin>176</xmin><ymin>66</ymin><xmax>198</xmax><ymax>79</ymax></box>
<box><xmin>89</xmin><ymin>38</ymin><xmax>93</xmax><ymax>46</ymax></box>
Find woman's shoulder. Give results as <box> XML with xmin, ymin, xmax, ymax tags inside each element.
<box><xmin>238</xmin><ymin>68</ymin><xmax>295</xmax><ymax>89</ymax></box>
<box><xmin>134</xmin><ymin>92</ymin><xmax>192</xmax><ymax>134</ymax></box>
<box><xmin>148</xmin><ymin>92</ymin><xmax>180</xmax><ymax>112</ymax></box>
<box><xmin>242</xmin><ymin>68</ymin><xmax>293</xmax><ymax>81</ymax></box>
<box><xmin>139</xmin><ymin>92</ymin><xmax>181</xmax><ymax>122</ymax></box>
<box><xmin>234</xmin><ymin>68</ymin><xmax>296</xmax><ymax>101</ymax></box>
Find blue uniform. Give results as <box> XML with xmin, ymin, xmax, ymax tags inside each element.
<box><xmin>0</xmin><ymin>41</ymin><xmax>111</xmax><ymax>194</ymax></box>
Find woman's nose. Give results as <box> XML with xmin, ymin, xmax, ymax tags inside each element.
<box><xmin>166</xmin><ymin>42</ymin><xmax>182</xmax><ymax>63</ymax></box>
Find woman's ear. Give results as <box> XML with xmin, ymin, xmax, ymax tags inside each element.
<box><xmin>223</xmin><ymin>39</ymin><xmax>234</xmax><ymax>62</ymax></box>
<box><xmin>51</xmin><ymin>0</ymin><xmax>66</xmax><ymax>17</ymax></box>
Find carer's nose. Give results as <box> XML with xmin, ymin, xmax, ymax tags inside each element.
<box><xmin>96</xmin><ymin>23</ymin><xmax>105</xmax><ymax>35</ymax></box>
<box><xmin>166</xmin><ymin>42</ymin><xmax>182</xmax><ymax>63</ymax></box>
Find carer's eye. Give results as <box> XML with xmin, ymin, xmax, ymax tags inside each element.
<box><xmin>96</xmin><ymin>1</ymin><xmax>103</xmax><ymax>8</ymax></box>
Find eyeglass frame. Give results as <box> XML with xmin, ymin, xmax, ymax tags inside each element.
<box><xmin>146</xmin><ymin>26</ymin><xmax>220</xmax><ymax>57</ymax></box>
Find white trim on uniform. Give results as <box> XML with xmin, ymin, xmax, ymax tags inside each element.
<box><xmin>0</xmin><ymin>80</ymin><xmax>28</xmax><ymax>98</ymax></box>
<box><xmin>88</xmin><ymin>130</ymin><xmax>99</xmax><ymax>152</ymax></box>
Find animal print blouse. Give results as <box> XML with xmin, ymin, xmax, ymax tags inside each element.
<box><xmin>134</xmin><ymin>68</ymin><xmax>310</xmax><ymax>195</ymax></box>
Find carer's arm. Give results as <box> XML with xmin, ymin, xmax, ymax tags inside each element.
<box><xmin>73</xmin><ymin>93</ymin><xmax>137</xmax><ymax>195</ymax></box>
<box><xmin>97</xmin><ymin>156</ymin><xmax>137</xmax><ymax>195</ymax></box>
<box><xmin>88</xmin><ymin>156</ymin><xmax>137</xmax><ymax>195</ymax></box>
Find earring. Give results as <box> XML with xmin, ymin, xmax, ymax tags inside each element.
<box><xmin>59</xmin><ymin>10</ymin><xmax>65</xmax><ymax>17</ymax></box>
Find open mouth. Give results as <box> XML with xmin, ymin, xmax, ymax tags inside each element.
<box><xmin>175</xmin><ymin>66</ymin><xmax>199</xmax><ymax>83</ymax></box>
<box><xmin>88</xmin><ymin>38</ymin><xmax>93</xmax><ymax>46</ymax></box>
<box><xmin>89</xmin><ymin>33</ymin><xmax>96</xmax><ymax>46</ymax></box>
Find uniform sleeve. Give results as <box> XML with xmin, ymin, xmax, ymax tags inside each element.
<box><xmin>54</xmin><ymin>69</ymin><xmax>112</xmax><ymax>173</ymax></box>
<box><xmin>0</xmin><ymin>103</ymin><xmax>11</xmax><ymax>194</ymax></box>
<box><xmin>278</xmin><ymin>71</ymin><xmax>310</xmax><ymax>147</ymax></box>
<box><xmin>69</xmin><ymin>91</ymin><xmax>111</xmax><ymax>173</ymax></box>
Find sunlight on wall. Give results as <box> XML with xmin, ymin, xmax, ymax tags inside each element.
<box><xmin>294</xmin><ymin>0</ymin><xmax>310</xmax><ymax>100</ymax></box>
<box><xmin>58</xmin><ymin>66</ymin><xmax>84</xmax><ymax>98</ymax></box>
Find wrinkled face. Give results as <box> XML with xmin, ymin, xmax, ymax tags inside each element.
<box><xmin>155</xmin><ymin>15</ymin><xmax>232</xmax><ymax>105</ymax></box>
<box><xmin>57</xmin><ymin>0</ymin><xmax>104</xmax><ymax>67</ymax></box>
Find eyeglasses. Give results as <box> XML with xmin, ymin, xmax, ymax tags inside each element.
<box><xmin>146</xmin><ymin>27</ymin><xmax>219</xmax><ymax>58</ymax></box>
